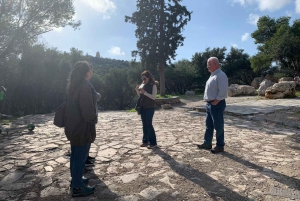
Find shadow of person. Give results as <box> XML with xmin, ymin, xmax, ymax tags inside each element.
<box><xmin>153</xmin><ymin>148</ymin><xmax>248</xmax><ymax>201</ymax></box>
<box><xmin>222</xmin><ymin>152</ymin><xmax>300</xmax><ymax>190</ymax></box>
<box><xmin>84</xmin><ymin>168</ymin><xmax>119</xmax><ymax>200</ymax></box>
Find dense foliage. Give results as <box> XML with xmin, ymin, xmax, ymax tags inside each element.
<box><xmin>0</xmin><ymin>0</ymin><xmax>80</xmax><ymax>68</ymax></box>
<box><xmin>0</xmin><ymin>45</ymin><xmax>136</xmax><ymax>115</ymax></box>
<box><xmin>125</xmin><ymin>0</ymin><xmax>192</xmax><ymax>96</ymax></box>
<box><xmin>1</xmin><ymin>5</ymin><xmax>299</xmax><ymax>116</ymax></box>
<box><xmin>251</xmin><ymin>16</ymin><xmax>300</xmax><ymax>76</ymax></box>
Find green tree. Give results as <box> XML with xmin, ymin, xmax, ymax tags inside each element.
<box><xmin>222</xmin><ymin>47</ymin><xmax>257</xmax><ymax>85</ymax></box>
<box><xmin>165</xmin><ymin>59</ymin><xmax>196</xmax><ymax>94</ymax></box>
<box><xmin>2</xmin><ymin>44</ymin><xmax>72</xmax><ymax>115</ymax></box>
<box><xmin>191</xmin><ymin>47</ymin><xmax>227</xmax><ymax>91</ymax></box>
<box><xmin>68</xmin><ymin>47</ymin><xmax>84</xmax><ymax>66</ymax></box>
<box><xmin>125</xmin><ymin>0</ymin><xmax>192</xmax><ymax>96</ymax></box>
<box><xmin>251</xmin><ymin>16</ymin><xmax>300</xmax><ymax>76</ymax></box>
<box><xmin>102</xmin><ymin>68</ymin><xmax>136</xmax><ymax>110</ymax></box>
<box><xmin>0</xmin><ymin>0</ymin><xmax>80</xmax><ymax>67</ymax></box>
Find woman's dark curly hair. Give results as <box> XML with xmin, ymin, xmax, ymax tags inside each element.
<box><xmin>67</xmin><ymin>61</ymin><xmax>91</xmax><ymax>95</ymax></box>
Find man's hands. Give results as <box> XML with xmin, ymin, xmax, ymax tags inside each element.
<box><xmin>211</xmin><ymin>99</ymin><xmax>220</xmax><ymax>105</ymax></box>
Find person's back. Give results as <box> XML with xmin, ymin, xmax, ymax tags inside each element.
<box><xmin>64</xmin><ymin>61</ymin><xmax>97</xmax><ymax>197</ymax></box>
<box><xmin>65</xmin><ymin>82</ymin><xmax>97</xmax><ymax>146</ymax></box>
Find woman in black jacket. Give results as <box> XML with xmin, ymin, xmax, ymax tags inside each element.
<box><xmin>65</xmin><ymin>61</ymin><xmax>97</xmax><ymax>197</ymax></box>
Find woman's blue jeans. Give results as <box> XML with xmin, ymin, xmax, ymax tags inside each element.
<box><xmin>204</xmin><ymin>100</ymin><xmax>226</xmax><ymax>147</ymax></box>
<box><xmin>141</xmin><ymin>108</ymin><xmax>157</xmax><ymax>146</ymax></box>
<box><xmin>70</xmin><ymin>143</ymin><xmax>90</xmax><ymax>188</ymax></box>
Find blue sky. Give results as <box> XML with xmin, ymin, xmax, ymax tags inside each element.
<box><xmin>41</xmin><ymin>0</ymin><xmax>300</xmax><ymax>62</ymax></box>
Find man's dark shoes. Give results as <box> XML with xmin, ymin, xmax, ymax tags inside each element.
<box><xmin>197</xmin><ymin>143</ymin><xmax>212</xmax><ymax>150</ymax></box>
<box><xmin>140</xmin><ymin>143</ymin><xmax>148</xmax><ymax>147</ymax></box>
<box><xmin>147</xmin><ymin>145</ymin><xmax>158</xmax><ymax>149</ymax></box>
<box><xmin>70</xmin><ymin>177</ymin><xmax>89</xmax><ymax>188</ymax></box>
<box><xmin>72</xmin><ymin>186</ymin><xmax>95</xmax><ymax>197</ymax></box>
<box><xmin>85</xmin><ymin>159</ymin><xmax>94</xmax><ymax>167</ymax></box>
<box><xmin>211</xmin><ymin>146</ymin><xmax>224</xmax><ymax>154</ymax></box>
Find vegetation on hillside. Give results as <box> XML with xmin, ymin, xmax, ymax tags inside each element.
<box><xmin>0</xmin><ymin>1</ymin><xmax>299</xmax><ymax>115</ymax></box>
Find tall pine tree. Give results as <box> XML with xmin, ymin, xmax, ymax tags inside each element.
<box><xmin>125</xmin><ymin>0</ymin><xmax>191</xmax><ymax>95</ymax></box>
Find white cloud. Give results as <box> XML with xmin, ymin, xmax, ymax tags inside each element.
<box><xmin>230</xmin><ymin>0</ymin><xmax>292</xmax><ymax>12</ymax></box>
<box><xmin>231</xmin><ymin>44</ymin><xmax>238</xmax><ymax>48</ymax></box>
<box><xmin>254</xmin><ymin>0</ymin><xmax>292</xmax><ymax>12</ymax></box>
<box><xmin>108</xmin><ymin>46</ymin><xmax>125</xmax><ymax>56</ymax></box>
<box><xmin>230</xmin><ymin>0</ymin><xmax>245</xmax><ymax>6</ymax></box>
<box><xmin>247</xmin><ymin>13</ymin><xmax>259</xmax><ymax>25</ymax></box>
<box><xmin>82</xmin><ymin>0</ymin><xmax>116</xmax><ymax>13</ymax></box>
<box><xmin>241</xmin><ymin>33</ymin><xmax>250</xmax><ymax>41</ymax></box>
<box><xmin>296</xmin><ymin>0</ymin><xmax>300</xmax><ymax>14</ymax></box>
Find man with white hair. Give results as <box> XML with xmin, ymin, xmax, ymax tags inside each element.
<box><xmin>197</xmin><ymin>57</ymin><xmax>228</xmax><ymax>153</ymax></box>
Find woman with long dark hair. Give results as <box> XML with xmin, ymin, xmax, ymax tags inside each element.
<box><xmin>135</xmin><ymin>70</ymin><xmax>159</xmax><ymax>149</ymax></box>
<box><xmin>65</xmin><ymin>61</ymin><xmax>97</xmax><ymax>197</ymax></box>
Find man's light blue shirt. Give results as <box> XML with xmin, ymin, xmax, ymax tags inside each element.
<box><xmin>203</xmin><ymin>68</ymin><xmax>228</xmax><ymax>101</ymax></box>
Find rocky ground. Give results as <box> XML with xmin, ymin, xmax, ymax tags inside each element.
<box><xmin>0</xmin><ymin>95</ymin><xmax>299</xmax><ymax>201</ymax></box>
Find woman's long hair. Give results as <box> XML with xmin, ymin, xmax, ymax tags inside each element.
<box><xmin>67</xmin><ymin>61</ymin><xmax>91</xmax><ymax>95</ymax></box>
<box><xmin>141</xmin><ymin>70</ymin><xmax>159</xmax><ymax>85</ymax></box>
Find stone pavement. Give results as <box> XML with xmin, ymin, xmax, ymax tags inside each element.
<box><xmin>0</xmin><ymin>98</ymin><xmax>300</xmax><ymax>201</ymax></box>
<box><xmin>194</xmin><ymin>97</ymin><xmax>300</xmax><ymax>115</ymax></box>
<box><xmin>193</xmin><ymin>97</ymin><xmax>300</xmax><ymax>129</ymax></box>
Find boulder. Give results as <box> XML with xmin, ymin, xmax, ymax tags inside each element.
<box><xmin>257</xmin><ymin>79</ymin><xmax>275</xmax><ymax>96</ymax></box>
<box><xmin>294</xmin><ymin>76</ymin><xmax>300</xmax><ymax>90</ymax></box>
<box><xmin>227</xmin><ymin>84</ymin><xmax>256</xmax><ymax>97</ymax></box>
<box><xmin>185</xmin><ymin>91</ymin><xmax>195</xmax><ymax>95</ymax></box>
<box><xmin>251</xmin><ymin>77</ymin><xmax>264</xmax><ymax>89</ymax></box>
<box><xmin>265</xmin><ymin>81</ymin><xmax>296</xmax><ymax>99</ymax></box>
<box><xmin>279</xmin><ymin>77</ymin><xmax>293</xmax><ymax>82</ymax></box>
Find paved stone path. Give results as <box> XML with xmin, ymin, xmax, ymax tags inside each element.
<box><xmin>194</xmin><ymin>97</ymin><xmax>300</xmax><ymax>115</ymax></box>
<box><xmin>193</xmin><ymin>97</ymin><xmax>300</xmax><ymax>129</ymax></box>
<box><xmin>0</xmin><ymin>98</ymin><xmax>300</xmax><ymax>201</ymax></box>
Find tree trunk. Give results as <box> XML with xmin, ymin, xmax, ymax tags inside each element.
<box><xmin>159</xmin><ymin>63</ymin><xmax>165</xmax><ymax>96</ymax></box>
<box><xmin>159</xmin><ymin>0</ymin><xmax>165</xmax><ymax>96</ymax></box>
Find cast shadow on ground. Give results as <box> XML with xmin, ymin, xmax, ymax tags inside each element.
<box><xmin>81</xmin><ymin>167</ymin><xmax>119</xmax><ymax>200</ymax></box>
<box><xmin>154</xmin><ymin>148</ymin><xmax>248</xmax><ymax>201</ymax></box>
<box><xmin>222</xmin><ymin>152</ymin><xmax>300</xmax><ymax>190</ymax></box>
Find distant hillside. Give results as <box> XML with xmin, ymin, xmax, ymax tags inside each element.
<box><xmin>86</xmin><ymin>55</ymin><xmax>131</xmax><ymax>75</ymax></box>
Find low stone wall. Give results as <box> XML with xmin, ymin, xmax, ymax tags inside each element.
<box><xmin>155</xmin><ymin>96</ymin><xmax>181</xmax><ymax>108</ymax></box>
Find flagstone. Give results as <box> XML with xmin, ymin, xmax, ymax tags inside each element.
<box><xmin>139</xmin><ymin>186</ymin><xmax>163</xmax><ymax>200</ymax></box>
<box><xmin>119</xmin><ymin>173</ymin><xmax>139</xmax><ymax>183</ymax></box>
<box><xmin>44</xmin><ymin>166</ymin><xmax>53</xmax><ymax>172</ymax></box>
<box><xmin>0</xmin><ymin>171</ymin><xmax>24</xmax><ymax>186</ymax></box>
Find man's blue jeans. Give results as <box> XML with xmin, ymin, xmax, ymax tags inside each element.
<box><xmin>204</xmin><ymin>100</ymin><xmax>226</xmax><ymax>147</ymax></box>
<box><xmin>70</xmin><ymin>143</ymin><xmax>90</xmax><ymax>188</ymax></box>
<box><xmin>141</xmin><ymin>108</ymin><xmax>157</xmax><ymax>146</ymax></box>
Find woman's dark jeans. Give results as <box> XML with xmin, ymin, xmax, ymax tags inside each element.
<box><xmin>70</xmin><ymin>143</ymin><xmax>91</xmax><ymax>188</ymax></box>
<box><xmin>141</xmin><ymin>108</ymin><xmax>157</xmax><ymax>146</ymax></box>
